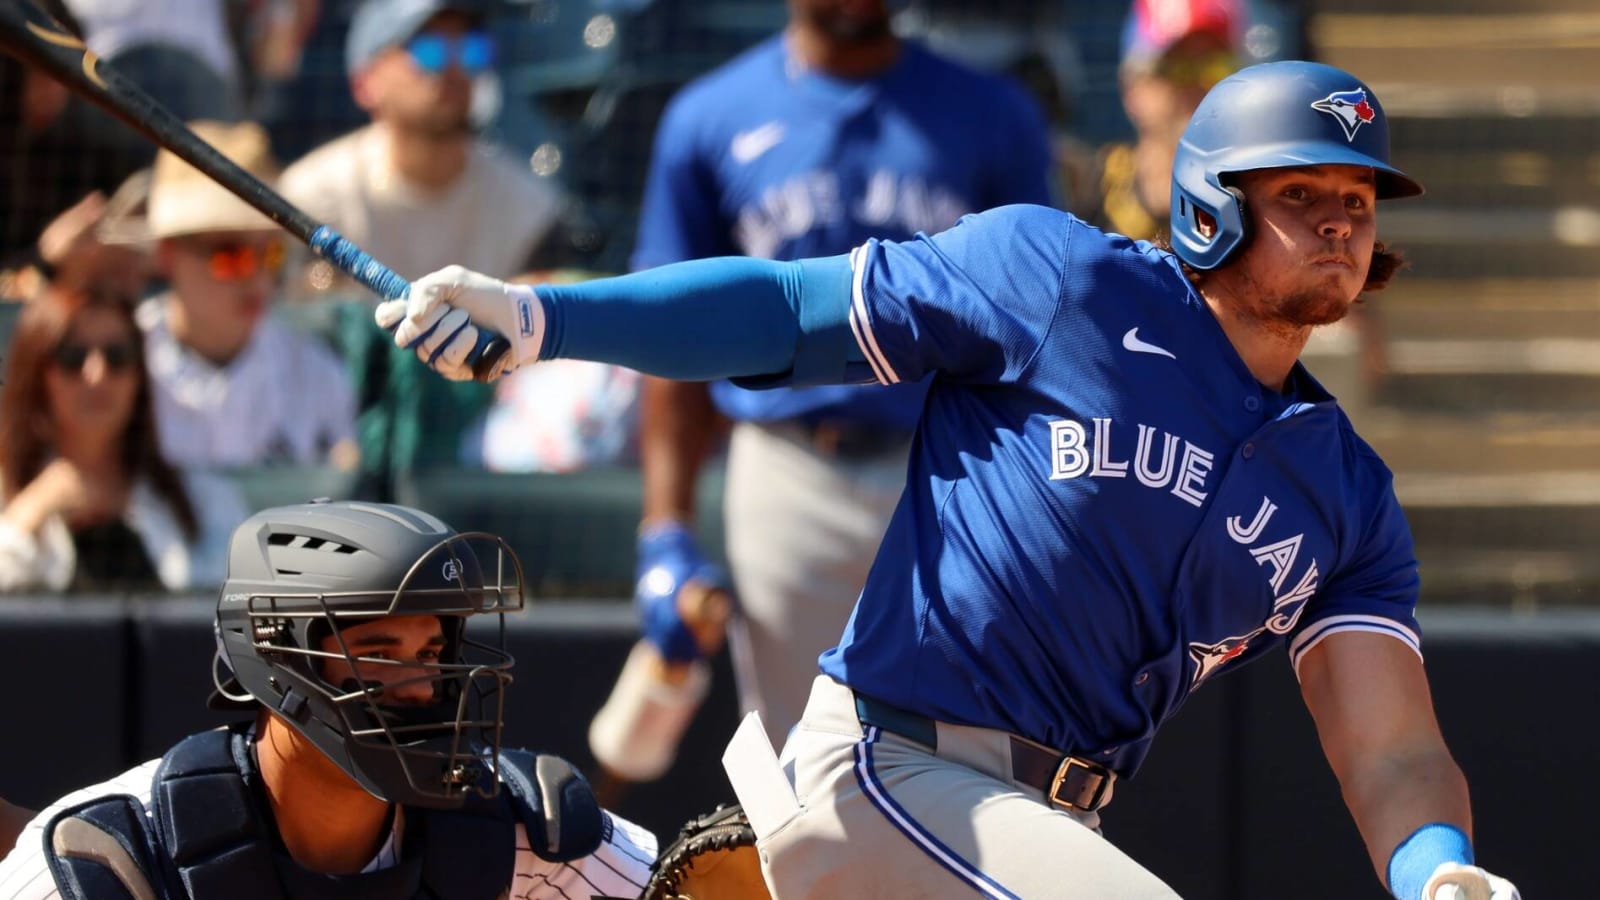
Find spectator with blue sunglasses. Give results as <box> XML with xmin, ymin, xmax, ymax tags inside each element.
<box><xmin>279</xmin><ymin>0</ymin><xmax>569</xmax><ymax>489</ymax></box>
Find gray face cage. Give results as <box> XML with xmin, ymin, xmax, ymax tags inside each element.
<box><xmin>215</xmin><ymin>531</ymin><xmax>526</xmax><ymax>808</ymax></box>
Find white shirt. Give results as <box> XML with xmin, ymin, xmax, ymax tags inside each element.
<box><xmin>63</xmin><ymin>0</ymin><xmax>239</xmax><ymax>85</ymax></box>
<box><xmin>138</xmin><ymin>298</ymin><xmax>358</xmax><ymax>469</ymax></box>
<box><xmin>280</xmin><ymin>124</ymin><xmax>565</xmax><ymax>282</ymax></box>
<box><xmin>0</xmin><ymin>754</ymin><xmax>657</xmax><ymax>899</ymax></box>
<box><xmin>0</xmin><ymin>472</ymin><xmax>247</xmax><ymax>592</ymax></box>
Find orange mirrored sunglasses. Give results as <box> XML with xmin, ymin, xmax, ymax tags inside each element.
<box><xmin>184</xmin><ymin>237</ymin><xmax>288</xmax><ymax>282</ymax></box>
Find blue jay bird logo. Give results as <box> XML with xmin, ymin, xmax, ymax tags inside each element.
<box><xmin>1310</xmin><ymin>88</ymin><xmax>1377</xmax><ymax>141</ymax></box>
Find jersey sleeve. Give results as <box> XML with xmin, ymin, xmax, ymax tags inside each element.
<box><xmin>630</xmin><ymin>93</ymin><xmax>734</xmax><ymax>271</ymax></box>
<box><xmin>848</xmin><ymin>203</ymin><xmax>1073</xmax><ymax>385</ymax></box>
<box><xmin>509</xmin><ymin>811</ymin><xmax>657</xmax><ymax>899</ymax></box>
<box><xmin>1286</xmin><ymin>475</ymin><xmax>1422</xmax><ymax>674</ymax></box>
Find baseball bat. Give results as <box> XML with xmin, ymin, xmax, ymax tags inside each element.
<box><xmin>0</xmin><ymin>0</ymin><xmax>511</xmax><ymax>381</ymax></box>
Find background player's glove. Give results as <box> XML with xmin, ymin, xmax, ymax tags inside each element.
<box><xmin>636</xmin><ymin>520</ymin><xmax>732</xmax><ymax>663</ymax></box>
<box><xmin>642</xmin><ymin>803</ymin><xmax>770</xmax><ymax>900</ymax></box>
<box><xmin>374</xmin><ymin>265</ymin><xmax>542</xmax><ymax>381</ymax></box>
<box><xmin>1423</xmin><ymin>863</ymin><xmax>1520</xmax><ymax>900</ymax></box>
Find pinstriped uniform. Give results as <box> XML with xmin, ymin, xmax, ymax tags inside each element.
<box><xmin>0</xmin><ymin>758</ymin><xmax>655</xmax><ymax>899</ymax></box>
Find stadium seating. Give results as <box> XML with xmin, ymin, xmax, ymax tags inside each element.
<box><xmin>395</xmin><ymin>465</ymin><xmax>727</xmax><ymax>597</ymax></box>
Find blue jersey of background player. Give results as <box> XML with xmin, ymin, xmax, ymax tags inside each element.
<box><xmin>385</xmin><ymin>61</ymin><xmax>1518</xmax><ymax>900</ymax></box>
<box><xmin>632</xmin><ymin>17</ymin><xmax>1052</xmax><ymax>428</ymax></box>
<box><xmin>618</xmin><ymin>0</ymin><xmax>1053</xmax><ymax>770</ymax></box>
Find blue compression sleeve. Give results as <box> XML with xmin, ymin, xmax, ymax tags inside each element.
<box><xmin>534</xmin><ymin>255</ymin><xmax>857</xmax><ymax>384</ymax></box>
<box><xmin>1387</xmin><ymin>823</ymin><xmax>1473</xmax><ymax>900</ymax></box>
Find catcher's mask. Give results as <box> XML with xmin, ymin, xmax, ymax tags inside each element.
<box><xmin>1169</xmin><ymin>59</ymin><xmax>1424</xmax><ymax>270</ymax></box>
<box><xmin>212</xmin><ymin>500</ymin><xmax>525</xmax><ymax>809</ymax></box>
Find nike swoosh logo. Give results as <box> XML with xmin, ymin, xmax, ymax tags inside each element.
<box><xmin>730</xmin><ymin>122</ymin><xmax>786</xmax><ymax>164</ymax></box>
<box><xmin>1122</xmin><ymin>327</ymin><xmax>1176</xmax><ymax>359</ymax></box>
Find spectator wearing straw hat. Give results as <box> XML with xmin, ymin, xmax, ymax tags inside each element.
<box><xmin>133</xmin><ymin>120</ymin><xmax>358</xmax><ymax>470</ymax></box>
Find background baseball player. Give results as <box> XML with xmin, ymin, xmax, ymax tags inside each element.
<box><xmin>0</xmin><ymin>500</ymin><xmax>655</xmax><ymax>899</ymax></box>
<box><xmin>600</xmin><ymin>0</ymin><xmax>1055</xmax><ymax>779</ymax></box>
<box><xmin>382</xmin><ymin>58</ymin><xmax>1520</xmax><ymax>900</ymax></box>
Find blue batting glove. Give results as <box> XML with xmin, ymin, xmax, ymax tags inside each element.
<box><xmin>635</xmin><ymin>521</ymin><xmax>731</xmax><ymax>663</ymax></box>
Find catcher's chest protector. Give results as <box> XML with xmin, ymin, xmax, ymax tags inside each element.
<box><xmin>41</xmin><ymin>727</ymin><xmax>600</xmax><ymax>900</ymax></box>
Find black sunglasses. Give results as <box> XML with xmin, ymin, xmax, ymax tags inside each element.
<box><xmin>51</xmin><ymin>340</ymin><xmax>138</xmax><ymax>374</ymax></box>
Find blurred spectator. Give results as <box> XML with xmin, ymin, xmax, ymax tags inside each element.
<box><xmin>239</xmin><ymin>0</ymin><xmax>324</xmax><ymax>93</ymax></box>
<box><xmin>124</xmin><ymin>120</ymin><xmax>359</xmax><ymax>470</ymax></box>
<box><xmin>467</xmin><ymin>270</ymin><xmax>641</xmax><ymax>474</ymax></box>
<box><xmin>0</xmin><ymin>284</ymin><xmax>246</xmax><ymax>593</ymax></box>
<box><xmin>628</xmin><ymin>0</ymin><xmax>1053</xmax><ymax>751</ymax></box>
<box><xmin>62</xmin><ymin>0</ymin><xmax>244</xmax><ymax>122</ymax></box>
<box><xmin>1059</xmin><ymin>0</ymin><xmax>1244</xmax><ymax>241</ymax></box>
<box><xmin>280</xmin><ymin>0</ymin><xmax>566</xmax><ymax>486</ymax></box>
<box><xmin>0</xmin><ymin>177</ymin><xmax>153</xmax><ymax>304</ymax></box>
<box><xmin>281</xmin><ymin>0</ymin><xmax>564</xmax><ymax>286</ymax></box>
<box><xmin>0</xmin><ymin>5</ymin><xmax>147</xmax><ymax>269</ymax></box>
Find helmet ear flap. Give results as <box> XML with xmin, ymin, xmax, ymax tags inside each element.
<box><xmin>1169</xmin><ymin>171</ymin><xmax>1247</xmax><ymax>270</ymax></box>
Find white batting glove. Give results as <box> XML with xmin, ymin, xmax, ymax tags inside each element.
<box><xmin>373</xmin><ymin>265</ymin><xmax>544</xmax><ymax>382</ymax></box>
<box><xmin>1423</xmin><ymin>863</ymin><xmax>1520</xmax><ymax>900</ymax></box>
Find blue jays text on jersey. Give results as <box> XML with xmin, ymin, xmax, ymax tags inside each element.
<box><xmin>630</xmin><ymin>33</ymin><xmax>1052</xmax><ymax>429</ymax></box>
<box><xmin>819</xmin><ymin>203</ymin><xmax>1422</xmax><ymax>776</ymax></box>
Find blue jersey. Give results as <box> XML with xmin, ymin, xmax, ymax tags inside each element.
<box><xmin>631</xmin><ymin>35</ymin><xmax>1052</xmax><ymax>428</ymax></box>
<box><xmin>818</xmin><ymin>204</ymin><xmax>1421</xmax><ymax>776</ymax></box>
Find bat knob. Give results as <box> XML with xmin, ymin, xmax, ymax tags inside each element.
<box><xmin>469</xmin><ymin>334</ymin><xmax>511</xmax><ymax>383</ymax></box>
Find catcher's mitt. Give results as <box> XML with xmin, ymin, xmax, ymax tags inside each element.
<box><xmin>643</xmin><ymin>803</ymin><xmax>771</xmax><ymax>900</ymax></box>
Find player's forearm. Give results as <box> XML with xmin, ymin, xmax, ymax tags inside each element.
<box><xmin>535</xmin><ymin>255</ymin><xmax>854</xmax><ymax>382</ymax></box>
<box><xmin>1340</xmin><ymin>747</ymin><xmax>1473</xmax><ymax>890</ymax></box>
<box><xmin>639</xmin><ymin>377</ymin><xmax>722</xmax><ymax>525</ymax></box>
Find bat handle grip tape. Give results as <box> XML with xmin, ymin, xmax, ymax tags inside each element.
<box><xmin>310</xmin><ymin>226</ymin><xmax>510</xmax><ymax>383</ymax></box>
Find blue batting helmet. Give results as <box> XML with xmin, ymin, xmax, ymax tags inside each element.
<box><xmin>1169</xmin><ymin>60</ymin><xmax>1423</xmax><ymax>270</ymax></box>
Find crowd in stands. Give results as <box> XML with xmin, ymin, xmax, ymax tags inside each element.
<box><xmin>0</xmin><ymin>0</ymin><xmax>1298</xmax><ymax>596</ymax></box>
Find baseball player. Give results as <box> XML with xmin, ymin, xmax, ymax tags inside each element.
<box><xmin>615</xmin><ymin>0</ymin><xmax>1053</xmax><ymax>767</ymax></box>
<box><xmin>0</xmin><ymin>500</ymin><xmax>655</xmax><ymax>899</ymax></box>
<box><xmin>381</xmin><ymin>61</ymin><xmax>1519</xmax><ymax>899</ymax></box>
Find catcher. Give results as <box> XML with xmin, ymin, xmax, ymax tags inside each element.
<box><xmin>0</xmin><ymin>500</ymin><xmax>656</xmax><ymax>899</ymax></box>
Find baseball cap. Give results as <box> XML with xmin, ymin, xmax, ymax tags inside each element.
<box><xmin>345</xmin><ymin>0</ymin><xmax>487</xmax><ymax>76</ymax></box>
<box><xmin>1120</xmin><ymin>0</ymin><xmax>1242</xmax><ymax>75</ymax></box>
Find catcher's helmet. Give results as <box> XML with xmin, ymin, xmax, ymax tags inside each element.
<box><xmin>213</xmin><ymin>500</ymin><xmax>525</xmax><ymax>809</ymax></box>
<box><xmin>1169</xmin><ymin>60</ymin><xmax>1424</xmax><ymax>270</ymax></box>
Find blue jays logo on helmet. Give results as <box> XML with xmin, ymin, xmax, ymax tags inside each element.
<box><xmin>1310</xmin><ymin>88</ymin><xmax>1378</xmax><ymax>142</ymax></box>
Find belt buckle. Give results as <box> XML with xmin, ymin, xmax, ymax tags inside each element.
<box><xmin>1048</xmin><ymin>757</ymin><xmax>1112</xmax><ymax>813</ymax></box>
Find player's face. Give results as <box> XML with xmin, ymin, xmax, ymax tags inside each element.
<box><xmin>319</xmin><ymin>615</ymin><xmax>448</xmax><ymax>706</ymax></box>
<box><xmin>792</xmin><ymin>0</ymin><xmax>894</xmax><ymax>44</ymax></box>
<box><xmin>1225</xmin><ymin>164</ymin><xmax>1377</xmax><ymax>328</ymax></box>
